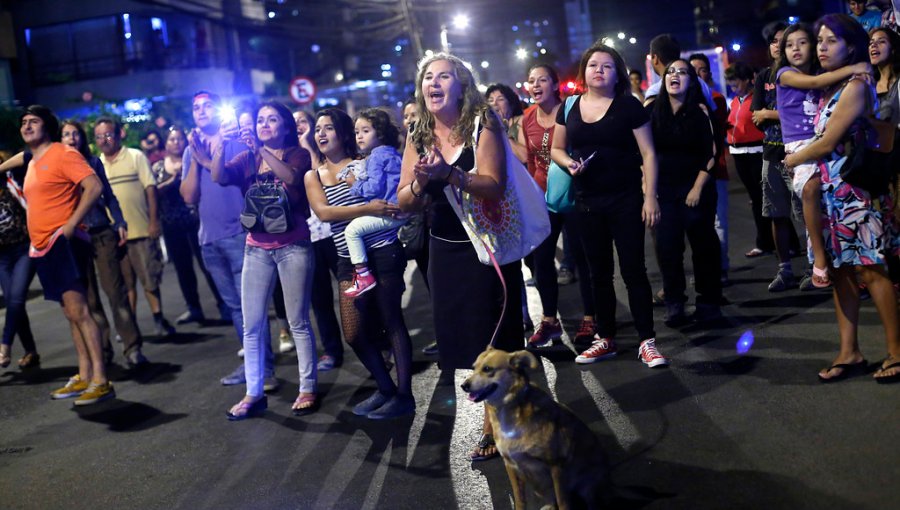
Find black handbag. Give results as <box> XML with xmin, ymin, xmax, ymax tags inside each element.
<box><xmin>240</xmin><ymin>174</ymin><xmax>294</xmax><ymax>234</ymax></box>
<box><xmin>841</xmin><ymin>116</ymin><xmax>895</xmax><ymax>195</ymax></box>
<box><xmin>398</xmin><ymin>212</ymin><xmax>426</xmax><ymax>260</ymax></box>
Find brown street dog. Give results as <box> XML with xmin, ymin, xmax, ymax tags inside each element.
<box><xmin>461</xmin><ymin>348</ymin><xmax>610</xmax><ymax>509</ymax></box>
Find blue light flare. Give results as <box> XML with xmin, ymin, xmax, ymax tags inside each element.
<box><xmin>736</xmin><ymin>330</ymin><xmax>754</xmax><ymax>355</ymax></box>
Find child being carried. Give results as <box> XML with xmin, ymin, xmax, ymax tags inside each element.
<box><xmin>342</xmin><ymin>108</ymin><xmax>408</xmax><ymax>298</ymax></box>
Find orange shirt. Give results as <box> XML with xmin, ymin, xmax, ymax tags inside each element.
<box><xmin>23</xmin><ymin>143</ymin><xmax>96</xmax><ymax>250</ymax></box>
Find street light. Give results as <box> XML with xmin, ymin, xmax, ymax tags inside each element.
<box><xmin>441</xmin><ymin>13</ymin><xmax>469</xmax><ymax>53</ymax></box>
<box><xmin>452</xmin><ymin>14</ymin><xmax>469</xmax><ymax>30</ymax></box>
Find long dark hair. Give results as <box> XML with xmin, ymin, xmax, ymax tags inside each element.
<box><xmin>317</xmin><ymin>108</ymin><xmax>358</xmax><ymax>159</ymax></box>
<box><xmin>652</xmin><ymin>59</ymin><xmax>710</xmax><ymax>133</ymax></box>
<box><xmin>576</xmin><ymin>43</ymin><xmax>630</xmax><ymax>97</ymax></box>
<box><xmin>871</xmin><ymin>27</ymin><xmax>900</xmax><ymax>86</ymax></box>
<box><xmin>255</xmin><ymin>101</ymin><xmax>298</xmax><ymax>148</ymax></box>
<box><xmin>776</xmin><ymin>23</ymin><xmax>820</xmax><ymax>74</ymax></box>
<box><xmin>21</xmin><ymin>105</ymin><xmax>61</xmax><ymax>143</ymax></box>
<box><xmin>815</xmin><ymin>14</ymin><xmax>870</xmax><ymax>67</ymax></box>
<box><xmin>60</xmin><ymin>120</ymin><xmax>91</xmax><ymax>159</ymax></box>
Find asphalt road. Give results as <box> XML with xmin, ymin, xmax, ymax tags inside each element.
<box><xmin>0</xmin><ymin>178</ymin><xmax>898</xmax><ymax>510</ymax></box>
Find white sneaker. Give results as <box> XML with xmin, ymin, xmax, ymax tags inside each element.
<box><xmin>278</xmin><ymin>332</ymin><xmax>295</xmax><ymax>354</ymax></box>
<box><xmin>237</xmin><ymin>348</ymin><xmax>244</xmax><ymax>358</ymax></box>
<box><xmin>638</xmin><ymin>338</ymin><xmax>669</xmax><ymax>368</ymax></box>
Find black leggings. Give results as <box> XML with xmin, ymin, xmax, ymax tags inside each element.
<box><xmin>578</xmin><ymin>192</ymin><xmax>655</xmax><ymax>341</ymax></box>
<box><xmin>337</xmin><ymin>242</ymin><xmax>412</xmax><ymax>396</ymax></box>
<box><xmin>732</xmin><ymin>152</ymin><xmax>775</xmax><ymax>252</ymax></box>
<box><xmin>531</xmin><ymin>211</ymin><xmax>594</xmax><ymax>318</ymax></box>
<box><xmin>656</xmin><ymin>183</ymin><xmax>722</xmax><ymax>306</ymax></box>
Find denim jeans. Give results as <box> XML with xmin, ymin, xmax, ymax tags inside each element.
<box><xmin>242</xmin><ymin>240</ymin><xmax>316</xmax><ymax>397</ymax></box>
<box><xmin>162</xmin><ymin>220</ymin><xmax>224</xmax><ymax>314</ymax></box>
<box><xmin>201</xmin><ymin>232</ymin><xmax>247</xmax><ymax>342</ymax></box>
<box><xmin>0</xmin><ymin>242</ymin><xmax>36</xmax><ymax>351</ymax></box>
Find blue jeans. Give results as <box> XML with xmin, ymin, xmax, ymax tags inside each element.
<box><xmin>242</xmin><ymin>240</ymin><xmax>316</xmax><ymax>397</ymax></box>
<box><xmin>201</xmin><ymin>232</ymin><xmax>247</xmax><ymax>342</ymax></box>
<box><xmin>0</xmin><ymin>242</ymin><xmax>36</xmax><ymax>351</ymax></box>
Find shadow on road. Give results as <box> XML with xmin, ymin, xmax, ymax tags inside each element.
<box><xmin>72</xmin><ymin>400</ymin><xmax>187</xmax><ymax>431</ymax></box>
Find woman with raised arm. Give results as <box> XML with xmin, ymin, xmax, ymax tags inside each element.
<box><xmin>785</xmin><ymin>14</ymin><xmax>900</xmax><ymax>383</ymax></box>
<box><xmin>210</xmin><ymin>101</ymin><xmax>319</xmax><ymax>419</ymax></box>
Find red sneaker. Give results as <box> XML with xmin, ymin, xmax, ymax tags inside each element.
<box><xmin>573</xmin><ymin>319</ymin><xmax>596</xmax><ymax>344</ymax></box>
<box><xmin>528</xmin><ymin>320</ymin><xmax>562</xmax><ymax>348</ymax></box>
<box><xmin>638</xmin><ymin>338</ymin><xmax>669</xmax><ymax>368</ymax></box>
<box><xmin>575</xmin><ymin>337</ymin><xmax>617</xmax><ymax>364</ymax></box>
<box><xmin>344</xmin><ymin>270</ymin><xmax>377</xmax><ymax>298</ymax></box>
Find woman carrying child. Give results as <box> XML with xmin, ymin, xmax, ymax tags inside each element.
<box><xmin>342</xmin><ymin>108</ymin><xmax>408</xmax><ymax>298</ymax></box>
<box><xmin>777</xmin><ymin>21</ymin><xmax>871</xmax><ymax>288</ymax></box>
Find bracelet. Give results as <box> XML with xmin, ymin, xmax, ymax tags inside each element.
<box><xmin>410</xmin><ymin>180</ymin><xmax>424</xmax><ymax>198</ymax></box>
<box><xmin>459</xmin><ymin>170</ymin><xmax>471</xmax><ymax>192</ymax></box>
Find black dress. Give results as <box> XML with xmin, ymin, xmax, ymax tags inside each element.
<box><xmin>425</xmin><ymin>146</ymin><xmax>525</xmax><ymax>370</ymax></box>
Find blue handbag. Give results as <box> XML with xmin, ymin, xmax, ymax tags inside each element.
<box><xmin>545</xmin><ymin>95</ymin><xmax>577</xmax><ymax>213</ymax></box>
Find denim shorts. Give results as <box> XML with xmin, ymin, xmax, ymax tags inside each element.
<box><xmin>761</xmin><ymin>158</ymin><xmax>803</xmax><ymax>221</ymax></box>
<box><xmin>34</xmin><ymin>235</ymin><xmax>92</xmax><ymax>302</ymax></box>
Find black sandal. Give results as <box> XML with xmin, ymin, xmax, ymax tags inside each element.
<box><xmin>875</xmin><ymin>360</ymin><xmax>900</xmax><ymax>384</ymax></box>
<box><xmin>470</xmin><ymin>433</ymin><xmax>499</xmax><ymax>462</ymax></box>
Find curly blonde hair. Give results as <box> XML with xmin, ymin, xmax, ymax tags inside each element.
<box><xmin>410</xmin><ymin>52</ymin><xmax>494</xmax><ymax>152</ymax></box>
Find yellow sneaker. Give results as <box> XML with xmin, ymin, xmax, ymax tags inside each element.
<box><xmin>50</xmin><ymin>375</ymin><xmax>89</xmax><ymax>400</ymax></box>
<box><xmin>73</xmin><ymin>382</ymin><xmax>115</xmax><ymax>406</ymax></box>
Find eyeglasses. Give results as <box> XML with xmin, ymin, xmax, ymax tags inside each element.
<box><xmin>94</xmin><ymin>133</ymin><xmax>115</xmax><ymax>141</ymax></box>
<box><xmin>666</xmin><ymin>67</ymin><xmax>690</xmax><ymax>76</ymax></box>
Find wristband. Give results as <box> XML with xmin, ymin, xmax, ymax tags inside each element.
<box><xmin>410</xmin><ymin>181</ymin><xmax>424</xmax><ymax>198</ymax></box>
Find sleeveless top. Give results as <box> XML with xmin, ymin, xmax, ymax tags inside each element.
<box><xmin>424</xmin><ymin>146</ymin><xmax>475</xmax><ymax>242</ymax></box>
<box><xmin>521</xmin><ymin>106</ymin><xmax>555</xmax><ymax>192</ymax></box>
<box><xmin>814</xmin><ymin>80</ymin><xmax>898</xmax><ymax>267</ymax></box>
<box><xmin>317</xmin><ymin>169</ymin><xmax>397</xmax><ymax>258</ymax></box>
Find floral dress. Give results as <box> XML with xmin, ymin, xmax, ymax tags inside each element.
<box><xmin>816</xmin><ymin>81</ymin><xmax>899</xmax><ymax>267</ymax></box>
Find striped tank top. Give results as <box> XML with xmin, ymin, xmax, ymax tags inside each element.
<box><xmin>321</xmin><ymin>179</ymin><xmax>397</xmax><ymax>258</ymax></box>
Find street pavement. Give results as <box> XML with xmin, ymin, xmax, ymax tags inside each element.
<box><xmin>0</xmin><ymin>177</ymin><xmax>898</xmax><ymax>510</ymax></box>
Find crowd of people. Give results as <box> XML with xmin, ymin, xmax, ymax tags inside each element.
<box><xmin>0</xmin><ymin>2</ymin><xmax>898</xmax><ymax>461</ymax></box>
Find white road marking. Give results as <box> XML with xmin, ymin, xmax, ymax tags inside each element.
<box><xmin>314</xmin><ymin>429</ymin><xmax>373</xmax><ymax>509</ymax></box>
<box><xmin>406</xmin><ymin>364</ymin><xmax>439</xmax><ymax>467</ymax></box>
<box><xmin>451</xmin><ymin>370</ymin><xmax>492</xmax><ymax>510</ymax></box>
<box><xmin>361</xmin><ymin>439</ymin><xmax>392</xmax><ymax>510</ymax></box>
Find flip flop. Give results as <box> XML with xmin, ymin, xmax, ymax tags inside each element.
<box><xmin>226</xmin><ymin>396</ymin><xmax>267</xmax><ymax>421</ymax></box>
<box><xmin>818</xmin><ymin>359</ymin><xmax>867</xmax><ymax>383</ymax></box>
<box><xmin>292</xmin><ymin>393</ymin><xmax>319</xmax><ymax>416</ymax></box>
<box><xmin>812</xmin><ymin>265</ymin><xmax>831</xmax><ymax>288</ymax></box>
<box><xmin>874</xmin><ymin>360</ymin><xmax>900</xmax><ymax>384</ymax></box>
<box><xmin>470</xmin><ymin>433</ymin><xmax>499</xmax><ymax>462</ymax></box>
